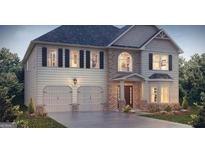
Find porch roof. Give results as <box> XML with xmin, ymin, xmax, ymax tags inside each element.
<box><xmin>112</xmin><ymin>73</ymin><xmax>146</xmax><ymax>81</ymax></box>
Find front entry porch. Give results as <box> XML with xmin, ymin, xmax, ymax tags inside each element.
<box><xmin>108</xmin><ymin>73</ymin><xmax>147</xmax><ymax>111</ymax></box>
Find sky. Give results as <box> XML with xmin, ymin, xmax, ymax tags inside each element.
<box><xmin>0</xmin><ymin>25</ymin><xmax>204</xmax><ymax>60</ymax></box>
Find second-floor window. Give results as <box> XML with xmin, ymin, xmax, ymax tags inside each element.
<box><xmin>48</xmin><ymin>49</ymin><xmax>57</xmax><ymax>67</ymax></box>
<box><xmin>91</xmin><ymin>51</ymin><xmax>99</xmax><ymax>68</ymax></box>
<box><xmin>118</xmin><ymin>52</ymin><xmax>133</xmax><ymax>72</ymax></box>
<box><xmin>153</xmin><ymin>54</ymin><xmax>168</xmax><ymax>70</ymax></box>
<box><xmin>70</xmin><ymin>50</ymin><xmax>79</xmax><ymax>68</ymax></box>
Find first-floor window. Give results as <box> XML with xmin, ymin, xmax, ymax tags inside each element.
<box><xmin>161</xmin><ymin>86</ymin><xmax>169</xmax><ymax>103</ymax></box>
<box><xmin>151</xmin><ymin>87</ymin><xmax>157</xmax><ymax>103</ymax></box>
<box><xmin>118</xmin><ymin>52</ymin><xmax>133</xmax><ymax>72</ymax></box>
<box><xmin>91</xmin><ymin>51</ymin><xmax>99</xmax><ymax>68</ymax></box>
<box><xmin>70</xmin><ymin>50</ymin><xmax>79</xmax><ymax>67</ymax></box>
<box><xmin>48</xmin><ymin>49</ymin><xmax>57</xmax><ymax>67</ymax></box>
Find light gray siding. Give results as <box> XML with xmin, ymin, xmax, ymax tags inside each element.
<box><xmin>24</xmin><ymin>46</ymin><xmax>37</xmax><ymax>106</ymax></box>
<box><xmin>145</xmin><ymin>38</ymin><xmax>179</xmax><ymax>53</ymax></box>
<box><xmin>35</xmin><ymin>45</ymin><xmax>107</xmax><ymax>110</ymax></box>
<box><xmin>141</xmin><ymin>38</ymin><xmax>179</xmax><ymax>104</ymax></box>
<box><xmin>113</xmin><ymin>26</ymin><xmax>158</xmax><ymax>47</ymax></box>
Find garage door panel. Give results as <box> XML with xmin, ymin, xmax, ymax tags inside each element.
<box><xmin>43</xmin><ymin>86</ymin><xmax>72</xmax><ymax>112</ymax></box>
<box><xmin>77</xmin><ymin>86</ymin><xmax>103</xmax><ymax>111</ymax></box>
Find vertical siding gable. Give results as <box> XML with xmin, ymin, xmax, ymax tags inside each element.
<box><xmin>114</xmin><ymin>26</ymin><xmax>158</xmax><ymax>47</ymax></box>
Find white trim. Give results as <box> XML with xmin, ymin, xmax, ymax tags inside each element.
<box><xmin>113</xmin><ymin>73</ymin><xmax>147</xmax><ymax>81</ymax></box>
<box><xmin>147</xmin><ymin>79</ymin><xmax>174</xmax><ymax>82</ymax></box>
<box><xmin>140</xmin><ymin>29</ymin><xmax>163</xmax><ymax>49</ymax></box>
<box><xmin>140</xmin><ymin>29</ymin><xmax>184</xmax><ymax>54</ymax></box>
<box><xmin>107</xmin><ymin>25</ymin><xmax>135</xmax><ymax>47</ymax></box>
<box><xmin>108</xmin><ymin>25</ymin><xmax>161</xmax><ymax>47</ymax></box>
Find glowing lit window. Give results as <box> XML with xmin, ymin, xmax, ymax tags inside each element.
<box><xmin>161</xmin><ymin>86</ymin><xmax>169</xmax><ymax>103</ymax></box>
<box><xmin>70</xmin><ymin>50</ymin><xmax>79</xmax><ymax>67</ymax></box>
<box><xmin>91</xmin><ymin>51</ymin><xmax>99</xmax><ymax>68</ymax></box>
<box><xmin>151</xmin><ymin>87</ymin><xmax>157</xmax><ymax>103</ymax></box>
<box><xmin>153</xmin><ymin>54</ymin><xmax>168</xmax><ymax>70</ymax></box>
<box><xmin>48</xmin><ymin>49</ymin><xmax>57</xmax><ymax>67</ymax></box>
<box><xmin>118</xmin><ymin>52</ymin><xmax>132</xmax><ymax>72</ymax></box>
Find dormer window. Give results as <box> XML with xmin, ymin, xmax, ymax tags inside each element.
<box><xmin>118</xmin><ymin>52</ymin><xmax>133</xmax><ymax>72</ymax></box>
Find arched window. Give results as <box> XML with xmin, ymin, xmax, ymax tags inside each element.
<box><xmin>118</xmin><ymin>52</ymin><xmax>133</xmax><ymax>72</ymax></box>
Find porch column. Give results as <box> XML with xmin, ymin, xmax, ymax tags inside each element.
<box><xmin>120</xmin><ymin>80</ymin><xmax>125</xmax><ymax>101</ymax></box>
<box><xmin>141</xmin><ymin>80</ymin><xmax>149</xmax><ymax>101</ymax></box>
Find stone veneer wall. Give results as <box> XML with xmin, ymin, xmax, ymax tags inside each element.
<box><xmin>107</xmin><ymin>49</ymin><xmax>142</xmax><ymax>111</ymax></box>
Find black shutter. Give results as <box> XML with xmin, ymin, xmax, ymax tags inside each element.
<box><xmin>86</xmin><ymin>50</ymin><xmax>90</xmax><ymax>68</ymax></box>
<box><xmin>149</xmin><ymin>53</ymin><xmax>153</xmax><ymax>70</ymax></box>
<box><xmin>79</xmin><ymin>50</ymin><xmax>84</xmax><ymax>68</ymax></box>
<box><xmin>42</xmin><ymin>47</ymin><xmax>47</xmax><ymax>67</ymax></box>
<box><xmin>65</xmin><ymin>49</ymin><xmax>70</xmax><ymax>68</ymax></box>
<box><xmin>169</xmin><ymin>55</ymin><xmax>172</xmax><ymax>71</ymax></box>
<box><xmin>100</xmin><ymin>51</ymin><xmax>104</xmax><ymax>69</ymax></box>
<box><xmin>58</xmin><ymin>48</ymin><xmax>63</xmax><ymax>67</ymax></box>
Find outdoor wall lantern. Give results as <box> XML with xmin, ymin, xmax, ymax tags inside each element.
<box><xmin>73</xmin><ymin>78</ymin><xmax>77</xmax><ymax>85</ymax></box>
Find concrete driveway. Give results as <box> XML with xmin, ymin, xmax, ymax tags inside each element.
<box><xmin>48</xmin><ymin>112</ymin><xmax>191</xmax><ymax>128</ymax></box>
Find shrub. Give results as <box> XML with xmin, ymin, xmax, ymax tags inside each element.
<box><xmin>28</xmin><ymin>98</ymin><xmax>35</xmax><ymax>114</ymax></box>
<box><xmin>193</xmin><ymin>105</ymin><xmax>205</xmax><ymax>128</ymax></box>
<box><xmin>16</xmin><ymin>119</ymin><xmax>29</xmax><ymax>128</ymax></box>
<box><xmin>147</xmin><ymin>103</ymin><xmax>160</xmax><ymax>113</ymax></box>
<box><xmin>0</xmin><ymin>97</ymin><xmax>18</xmax><ymax>122</ymax></box>
<box><xmin>164</xmin><ymin>105</ymin><xmax>172</xmax><ymax>112</ymax></box>
<box><xmin>122</xmin><ymin>105</ymin><xmax>132</xmax><ymax>113</ymax></box>
<box><xmin>182</xmin><ymin>96</ymin><xmax>189</xmax><ymax>109</ymax></box>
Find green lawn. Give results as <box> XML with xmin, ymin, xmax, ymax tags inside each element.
<box><xmin>141</xmin><ymin>108</ymin><xmax>199</xmax><ymax>125</ymax></box>
<box><xmin>17</xmin><ymin>114</ymin><xmax>66</xmax><ymax>128</ymax></box>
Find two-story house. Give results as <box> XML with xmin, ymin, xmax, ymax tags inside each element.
<box><xmin>23</xmin><ymin>25</ymin><xmax>183</xmax><ymax>112</ymax></box>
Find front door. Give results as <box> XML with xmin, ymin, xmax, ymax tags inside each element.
<box><xmin>124</xmin><ymin>86</ymin><xmax>133</xmax><ymax>107</ymax></box>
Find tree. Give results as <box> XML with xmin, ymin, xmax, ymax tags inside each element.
<box><xmin>0</xmin><ymin>48</ymin><xmax>23</xmax><ymax>104</ymax></box>
<box><xmin>0</xmin><ymin>48</ymin><xmax>24</xmax><ymax>122</ymax></box>
<box><xmin>179</xmin><ymin>53</ymin><xmax>205</xmax><ymax>105</ymax></box>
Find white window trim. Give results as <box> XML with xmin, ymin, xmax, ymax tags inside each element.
<box><xmin>153</xmin><ymin>54</ymin><xmax>169</xmax><ymax>71</ymax></box>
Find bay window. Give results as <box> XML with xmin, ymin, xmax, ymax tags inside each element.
<box><xmin>161</xmin><ymin>86</ymin><xmax>169</xmax><ymax>103</ymax></box>
<box><xmin>153</xmin><ymin>54</ymin><xmax>168</xmax><ymax>70</ymax></box>
<box><xmin>151</xmin><ymin>87</ymin><xmax>158</xmax><ymax>103</ymax></box>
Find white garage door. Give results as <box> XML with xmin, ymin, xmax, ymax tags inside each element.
<box><xmin>43</xmin><ymin>86</ymin><xmax>72</xmax><ymax>112</ymax></box>
<box><xmin>77</xmin><ymin>86</ymin><xmax>104</xmax><ymax>111</ymax></box>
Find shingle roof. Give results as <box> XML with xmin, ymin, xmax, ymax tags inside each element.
<box><xmin>34</xmin><ymin>25</ymin><xmax>131</xmax><ymax>46</ymax></box>
<box><xmin>149</xmin><ymin>73</ymin><xmax>172</xmax><ymax>79</ymax></box>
